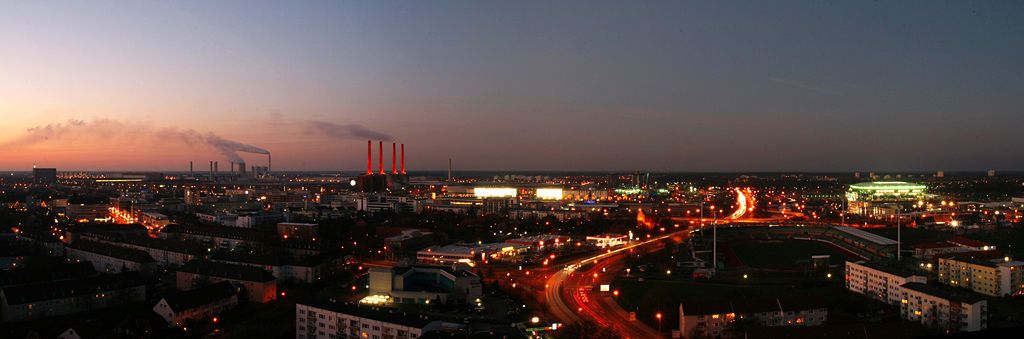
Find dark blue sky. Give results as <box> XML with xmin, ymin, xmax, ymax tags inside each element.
<box><xmin>2</xmin><ymin>1</ymin><xmax>1022</xmax><ymax>171</ymax></box>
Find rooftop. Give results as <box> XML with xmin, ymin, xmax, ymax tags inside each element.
<box><xmin>901</xmin><ymin>282</ymin><xmax>986</xmax><ymax>304</ymax></box>
<box><xmin>849</xmin><ymin>182</ymin><xmax>927</xmax><ymax>190</ymax></box>
<box><xmin>67</xmin><ymin>240</ymin><xmax>156</xmax><ymax>263</ymax></box>
<box><xmin>833</xmin><ymin>225</ymin><xmax>898</xmax><ymax>246</ymax></box>
<box><xmin>178</xmin><ymin>260</ymin><xmax>277</xmax><ymax>282</ymax></box>
<box><xmin>299</xmin><ymin>298</ymin><xmax>435</xmax><ymax>328</ymax></box>
<box><xmin>161</xmin><ymin>281</ymin><xmax>237</xmax><ymax>312</ymax></box>
<box><xmin>0</xmin><ymin>272</ymin><xmax>144</xmax><ymax>305</ymax></box>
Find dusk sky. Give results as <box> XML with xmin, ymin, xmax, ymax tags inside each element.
<box><xmin>2</xmin><ymin>1</ymin><xmax>1022</xmax><ymax>172</ymax></box>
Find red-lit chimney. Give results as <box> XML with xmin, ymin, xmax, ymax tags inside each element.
<box><xmin>392</xmin><ymin>143</ymin><xmax>398</xmax><ymax>174</ymax></box>
<box><xmin>400</xmin><ymin>144</ymin><xmax>406</xmax><ymax>174</ymax></box>
<box><xmin>366</xmin><ymin>140</ymin><xmax>372</xmax><ymax>175</ymax></box>
<box><xmin>378</xmin><ymin>141</ymin><xmax>384</xmax><ymax>174</ymax></box>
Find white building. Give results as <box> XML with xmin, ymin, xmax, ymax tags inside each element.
<box><xmin>367</xmin><ymin>265</ymin><xmax>482</xmax><ymax>304</ymax></box>
<box><xmin>357</xmin><ymin>195</ymin><xmax>417</xmax><ymax>213</ymax></box>
<box><xmin>845</xmin><ymin>261</ymin><xmax>926</xmax><ymax>305</ymax></box>
<box><xmin>296</xmin><ymin>299</ymin><xmax>451</xmax><ymax>339</ymax></box>
<box><xmin>900</xmin><ymin>282</ymin><xmax>987</xmax><ymax>332</ymax></box>
<box><xmin>416</xmin><ymin>243</ymin><xmax>529</xmax><ymax>265</ymax></box>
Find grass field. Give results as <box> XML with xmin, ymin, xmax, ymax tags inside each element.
<box><xmin>727</xmin><ymin>240</ymin><xmax>850</xmax><ymax>268</ymax></box>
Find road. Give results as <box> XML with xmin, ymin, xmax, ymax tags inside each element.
<box><xmin>541</xmin><ymin>188</ymin><xmax>754</xmax><ymax>338</ymax></box>
<box><xmin>544</xmin><ymin>231</ymin><xmax>684</xmax><ymax>338</ymax></box>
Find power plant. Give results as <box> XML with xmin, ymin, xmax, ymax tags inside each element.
<box><xmin>356</xmin><ymin>139</ymin><xmax>409</xmax><ymax>192</ymax></box>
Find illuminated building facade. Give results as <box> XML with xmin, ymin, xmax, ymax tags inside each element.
<box><xmin>845</xmin><ymin>261</ymin><xmax>926</xmax><ymax>305</ymax></box>
<box><xmin>679</xmin><ymin>297</ymin><xmax>827</xmax><ymax>338</ymax></box>
<box><xmin>367</xmin><ymin>265</ymin><xmax>481</xmax><ymax>305</ymax></box>
<box><xmin>846</xmin><ymin>181</ymin><xmax>926</xmax><ymax>215</ymax></box>
<box><xmin>296</xmin><ymin>299</ymin><xmax>447</xmax><ymax>339</ymax></box>
<box><xmin>900</xmin><ymin>283</ymin><xmax>987</xmax><ymax>332</ymax></box>
<box><xmin>937</xmin><ymin>255</ymin><xmax>1024</xmax><ymax>297</ymax></box>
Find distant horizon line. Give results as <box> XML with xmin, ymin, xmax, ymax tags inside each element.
<box><xmin>5</xmin><ymin>169</ymin><xmax>1020</xmax><ymax>175</ymax></box>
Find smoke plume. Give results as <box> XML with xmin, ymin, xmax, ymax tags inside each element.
<box><xmin>305</xmin><ymin>120</ymin><xmax>393</xmax><ymax>141</ymax></box>
<box><xmin>3</xmin><ymin>119</ymin><xmax>269</xmax><ymax>162</ymax></box>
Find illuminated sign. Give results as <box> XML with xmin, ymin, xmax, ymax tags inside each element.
<box><xmin>599</xmin><ymin>284</ymin><xmax>610</xmax><ymax>292</ymax></box>
<box><xmin>474</xmin><ymin>187</ymin><xmax>517</xmax><ymax>198</ymax></box>
<box><xmin>536</xmin><ymin>188</ymin><xmax>563</xmax><ymax>200</ymax></box>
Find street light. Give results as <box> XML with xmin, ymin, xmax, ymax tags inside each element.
<box><xmin>656</xmin><ymin>312</ymin><xmax>662</xmax><ymax>332</ymax></box>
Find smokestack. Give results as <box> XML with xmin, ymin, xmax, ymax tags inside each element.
<box><xmin>366</xmin><ymin>140</ymin><xmax>372</xmax><ymax>175</ymax></box>
<box><xmin>267</xmin><ymin>154</ymin><xmax>271</xmax><ymax>177</ymax></box>
<box><xmin>401</xmin><ymin>144</ymin><xmax>405</xmax><ymax>174</ymax></box>
<box><xmin>392</xmin><ymin>143</ymin><xmax>397</xmax><ymax>174</ymax></box>
<box><xmin>209</xmin><ymin>161</ymin><xmax>213</xmax><ymax>180</ymax></box>
<box><xmin>238</xmin><ymin>162</ymin><xmax>246</xmax><ymax>176</ymax></box>
<box><xmin>448</xmin><ymin>158</ymin><xmax>452</xmax><ymax>182</ymax></box>
<box><xmin>230</xmin><ymin>161</ymin><xmax>235</xmax><ymax>175</ymax></box>
<box><xmin>190</xmin><ymin>161</ymin><xmax>193</xmax><ymax>177</ymax></box>
<box><xmin>214</xmin><ymin>161</ymin><xmax>218</xmax><ymax>177</ymax></box>
<box><xmin>378</xmin><ymin>141</ymin><xmax>384</xmax><ymax>174</ymax></box>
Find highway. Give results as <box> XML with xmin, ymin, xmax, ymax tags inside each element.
<box><xmin>544</xmin><ymin>231</ymin><xmax>683</xmax><ymax>338</ymax></box>
<box><xmin>541</xmin><ymin>188</ymin><xmax>755</xmax><ymax>338</ymax></box>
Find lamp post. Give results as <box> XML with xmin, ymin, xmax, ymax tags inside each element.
<box><xmin>656</xmin><ymin>312</ymin><xmax>662</xmax><ymax>332</ymax></box>
<box><xmin>897</xmin><ymin>210</ymin><xmax>902</xmax><ymax>261</ymax></box>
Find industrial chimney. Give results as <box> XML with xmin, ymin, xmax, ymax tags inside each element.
<box><xmin>366</xmin><ymin>140</ymin><xmax>372</xmax><ymax>175</ymax></box>
<box><xmin>190</xmin><ymin>161</ymin><xmax>193</xmax><ymax>177</ymax></box>
<box><xmin>448</xmin><ymin>158</ymin><xmax>452</xmax><ymax>182</ymax></box>
<box><xmin>214</xmin><ymin>161</ymin><xmax>218</xmax><ymax>177</ymax></box>
<box><xmin>378</xmin><ymin>141</ymin><xmax>384</xmax><ymax>174</ymax></box>
<box><xmin>401</xmin><ymin>144</ymin><xmax>406</xmax><ymax>174</ymax></box>
<box><xmin>392</xmin><ymin>142</ymin><xmax>398</xmax><ymax>174</ymax></box>
<box><xmin>238</xmin><ymin>161</ymin><xmax>246</xmax><ymax>177</ymax></box>
<box><xmin>209</xmin><ymin>161</ymin><xmax>214</xmax><ymax>181</ymax></box>
<box><xmin>267</xmin><ymin>154</ymin><xmax>272</xmax><ymax>177</ymax></box>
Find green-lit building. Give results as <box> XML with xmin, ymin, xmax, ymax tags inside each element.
<box><xmin>846</xmin><ymin>181</ymin><xmax>926</xmax><ymax>215</ymax></box>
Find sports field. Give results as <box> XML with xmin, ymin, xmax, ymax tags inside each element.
<box><xmin>724</xmin><ymin>240</ymin><xmax>851</xmax><ymax>268</ymax></box>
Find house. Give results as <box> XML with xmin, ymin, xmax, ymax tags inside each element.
<box><xmin>65</xmin><ymin>240</ymin><xmax>157</xmax><ymax>275</ymax></box>
<box><xmin>679</xmin><ymin>296</ymin><xmax>827</xmax><ymax>339</ymax></box>
<box><xmin>176</xmin><ymin>260</ymin><xmax>277</xmax><ymax>303</ymax></box>
<box><xmin>153</xmin><ymin>281</ymin><xmax>238</xmax><ymax>327</ymax></box>
<box><xmin>0</xmin><ymin>273</ymin><xmax>146</xmax><ymax>322</ymax></box>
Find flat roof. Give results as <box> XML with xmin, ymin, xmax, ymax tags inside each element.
<box><xmin>901</xmin><ymin>283</ymin><xmax>985</xmax><ymax>304</ymax></box>
<box><xmin>833</xmin><ymin>225</ymin><xmax>898</xmax><ymax>245</ymax></box>
<box><xmin>850</xmin><ymin>182</ymin><xmax>926</xmax><ymax>190</ymax></box>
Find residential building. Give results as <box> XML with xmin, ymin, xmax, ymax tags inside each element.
<box><xmin>177</xmin><ymin>260</ymin><xmax>277</xmax><ymax>303</ymax></box>
<box><xmin>678</xmin><ymin>296</ymin><xmax>827</xmax><ymax>339</ymax></box>
<box><xmin>937</xmin><ymin>255</ymin><xmax>1024</xmax><ymax>297</ymax></box>
<box><xmin>278</xmin><ymin>222</ymin><xmax>319</xmax><ymax>241</ymax></box>
<box><xmin>160</xmin><ymin>224</ymin><xmax>265</xmax><ymax>251</ymax></box>
<box><xmin>900</xmin><ymin>283</ymin><xmax>987</xmax><ymax>332</ymax></box>
<box><xmin>296</xmin><ymin>298</ymin><xmax>450</xmax><ymax>339</ymax></box>
<box><xmin>153</xmin><ymin>281</ymin><xmax>238</xmax><ymax>327</ymax></box>
<box><xmin>210</xmin><ymin>252</ymin><xmax>321</xmax><ymax>283</ymax></box>
<box><xmin>845</xmin><ymin>260</ymin><xmax>926</xmax><ymax>305</ymax></box>
<box><xmin>0</xmin><ymin>273</ymin><xmax>145</xmax><ymax>322</ymax></box>
<box><xmin>65</xmin><ymin>240</ymin><xmax>157</xmax><ymax>275</ymax></box>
